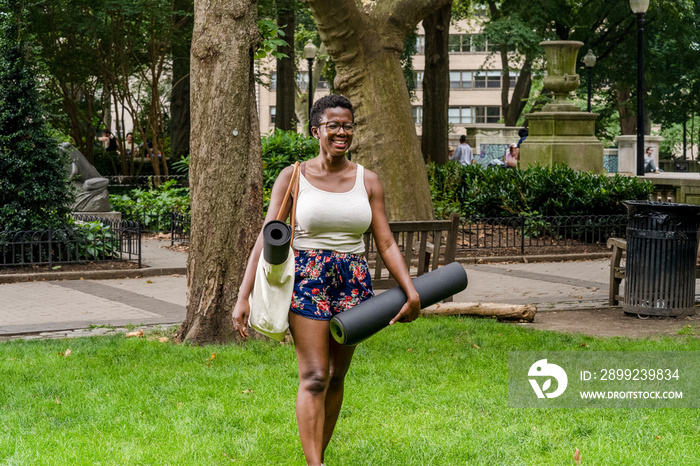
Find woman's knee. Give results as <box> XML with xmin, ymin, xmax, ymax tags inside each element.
<box><xmin>299</xmin><ymin>368</ymin><xmax>330</xmax><ymax>395</ymax></box>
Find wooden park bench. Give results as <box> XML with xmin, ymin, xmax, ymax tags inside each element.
<box><xmin>607</xmin><ymin>237</ymin><xmax>700</xmax><ymax>306</ymax></box>
<box><xmin>607</xmin><ymin>237</ymin><xmax>627</xmax><ymax>306</ymax></box>
<box><xmin>363</xmin><ymin>213</ymin><xmax>460</xmax><ymax>300</ymax></box>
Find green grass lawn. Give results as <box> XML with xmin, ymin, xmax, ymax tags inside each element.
<box><xmin>1</xmin><ymin>317</ymin><xmax>698</xmax><ymax>465</ymax></box>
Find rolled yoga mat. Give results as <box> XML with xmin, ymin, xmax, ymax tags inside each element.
<box><xmin>262</xmin><ymin>220</ymin><xmax>293</xmax><ymax>265</ymax></box>
<box><xmin>330</xmin><ymin>261</ymin><xmax>468</xmax><ymax>346</ymax></box>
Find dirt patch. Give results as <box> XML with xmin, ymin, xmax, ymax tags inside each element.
<box><xmin>518</xmin><ymin>307</ymin><xmax>700</xmax><ymax>339</ymax></box>
<box><xmin>0</xmin><ymin>261</ymin><xmax>141</xmax><ymax>275</ymax></box>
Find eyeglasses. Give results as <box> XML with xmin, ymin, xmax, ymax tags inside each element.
<box><xmin>318</xmin><ymin>122</ymin><xmax>356</xmax><ymax>134</ymax></box>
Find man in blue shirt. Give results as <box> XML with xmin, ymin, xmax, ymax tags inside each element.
<box><xmin>450</xmin><ymin>135</ymin><xmax>474</xmax><ymax>166</ymax></box>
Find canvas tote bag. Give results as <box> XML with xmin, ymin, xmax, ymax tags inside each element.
<box><xmin>249</xmin><ymin>162</ymin><xmax>300</xmax><ymax>341</ymax></box>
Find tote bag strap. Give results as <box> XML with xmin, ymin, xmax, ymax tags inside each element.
<box><xmin>275</xmin><ymin>161</ymin><xmax>301</xmax><ymax>244</ymax></box>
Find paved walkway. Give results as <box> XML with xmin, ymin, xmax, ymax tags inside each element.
<box><xmin>1</xmin><ymin>239</ymin><xmax>698</xmax><ymax>339</ymax></box>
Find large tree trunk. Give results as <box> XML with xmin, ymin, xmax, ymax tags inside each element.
<box><xmin>175</xmin><ymin>0</ymin><xmax>263</xmax><ymax>344</ymax></box>
<box><xmin>421</xmin><ymin>3</ymin><xmax>451</xmax><ymax>165</ymax></box>
<box><xmin>306</xmin><ymin>0</ymin><xmax>449</xmax><ymax>221</ymax></box>
<box><xmin>170</xmin><ymin>0</ymin><xmax>193</xmax><ymax>159</ymax></box>
<box><xmin>275</xmin><ymin>0</ymin><xmax>296</xmax><ymax>131</ymax></box>
<box><xmin>615</xmin><ymin>86</ymin><xmax>636</xmax><ymax>135</ymax></box>
<box><xmin>501</xmin><ymin>53</ymin><xmax>533</xmax><ymax>127</ymax></box>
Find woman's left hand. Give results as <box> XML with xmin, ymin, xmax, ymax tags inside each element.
<box><xmin>389</xmin><ymin>294</ymin><xmax>421</xmax><ymax>325</ymax></box>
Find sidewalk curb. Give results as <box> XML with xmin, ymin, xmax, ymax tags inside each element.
<box><xmin>0</xmin><ymin>267</ymin><xmax>187</xmax><ymax>284</ymax></box>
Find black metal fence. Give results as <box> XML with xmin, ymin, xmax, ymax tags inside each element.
<box><xmin>119</xmin><ymin>206</ymin><xmax>176</xmax><ymax>233</ymax></box>
<box><xmin>107</xmin><ymin>175</ymin><xmax>188</xmax><ymax>190</ymax></box>
<box><xmin>132</xmin><ymin>211</ymin><xmax>627</xmax><ymax>255</ymax></box>
<box><xmin>0</xmin><ymin>215</ymin><xmax>141</xmax><ymax>268</ymax></box>
<box><xmin>171</xmin><ymin>211</ymin><xmax>191</xmax><ymax>245</ymax></box>
<box><xmin>459</xmin><ymin>214</ymin><xmax>628</xmax><ymax>254</ymax></box>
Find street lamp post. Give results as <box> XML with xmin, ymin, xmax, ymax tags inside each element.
<box><xmin>583</xmin><ymin>49</ymin><xmax>597</xmax><ymax>113</ymax></box>
<box><xmin>630</xmin><ymin>0</ymin><xmax>649</xmax><ymax>176</ymax></box>
<box><xmin>304</xmin><ymin>40</ymin><xmax>318</xmax><ymax>136</ymax></box>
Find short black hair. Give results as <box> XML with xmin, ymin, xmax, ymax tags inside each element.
<box><xmin>518</xmin><ymin>128</ymin><xmax>529</xmax><ymax>138</ymax></box>
<box><xmin>459</xmin><ymin>135</ymin><xmax>467</xmax><ymax>144</ymax></box>
<box><xmin>310</xmin><ymin>95</ymin><xmax>354</xmax><ymax>128</ymax></box>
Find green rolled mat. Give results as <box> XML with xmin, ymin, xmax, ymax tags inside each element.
<box><xmin>262</xmin><ymin>220</ymin><xmax>293</xmax><ymax>265</ymax></box>
<box><xmin>330</xmin><ymin>261</ymin><xmax>468</xmax><ymax>346</ymax></box>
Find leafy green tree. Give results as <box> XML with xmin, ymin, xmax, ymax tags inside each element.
<box><xmin>0</xmin><ymin>2</ymin><xmax>73</xmax><ymax>231</ymax></box>
<box><xmin>27</xmin><ymin>0</ymin><xmax>103</xmax><ymax>164</ymax></box>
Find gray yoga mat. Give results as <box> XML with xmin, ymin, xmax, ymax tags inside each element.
<box><xmin>262</xmin><ymin>220</ymin><xmax>292</xmax><ymax>265</ymax></box>
<box><xmin>330</xmin><ymin>261</ymin><xmax>468</xmax><ymax>346</ymax></box>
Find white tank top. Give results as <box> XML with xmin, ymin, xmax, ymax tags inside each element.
<box><xmin>293</xmin><ymin>164</ymin><xmax>372</xmax><ymax>254</ymax></box>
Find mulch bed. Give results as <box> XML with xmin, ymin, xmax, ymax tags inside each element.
<box><xmin>0</xmin><ymin>261</ymin><xmax>141</xmax><ymax>275</ymax></box>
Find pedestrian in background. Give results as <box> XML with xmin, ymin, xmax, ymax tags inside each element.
<box><xmin>450</xmin><ymin>135</ymin><xmax>474</xmax><ymax>166</ymax></box>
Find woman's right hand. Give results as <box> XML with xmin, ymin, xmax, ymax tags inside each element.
<box><xmin>232</xmin><ymin>298</ymin><xmax>250</xmax><ymax>339</ymax></box>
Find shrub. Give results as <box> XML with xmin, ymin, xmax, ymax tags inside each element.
<box><xmin>427</xmin><ymin>162</ymin><xmax>654</xmax><ymax>219</ymax></box>
<box><xmin>0</xmin><ymin>11</ymin><xmax>73</xmax><ymax>231</ymax></box>
<box><xmin>261</xmin><ymin>129</ymin><xmax>318</xmax><ymax>210</ymax></box>
<box><xmin>110</xmin><ymin>180</ymin><xmax>189</xmax><ymax>231</ymax></box>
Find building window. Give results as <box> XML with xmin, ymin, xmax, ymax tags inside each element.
<box><xmin>448</xmin><ymin>34</ymin><xmax>464</xmax><ymax>53</ymax></box>
<box><xmin>508</xmin><ymin>71</ymin><xmax>518</xmax><ymax>88</ymax></box>
<box><xmin>487</xmin><ymin>71</ymin><xmax>501</xmax><ymax>89</ymax></box>
<box><xmin>271</xmin><ymin>72</ymin><xmax>277</xmax><ymax>91</ymax></box>
<box><xmin>448</xmin><ymin>106</ymin><xmax>473</xmax><ymax>124</ymax></box>
<box><xmin>448</xmin><ymin>34</ymin><xmax>493</xmax><ymax>53</ymax></box>
<box><xmin>470</xmin><ymin>34</ymin><xmax>487</xmax><ymax>52</ymax></box>
<box><xmin>450</xmin><ymin>71</ymin><xmax>473</xmax><ymax>89</ymax></box>
<box><xmin>416</xmin><ymin>35</ymin><xmax>425</xmax><ymax>54</ymax></box>
<box><xmin>412</xmin><ymin>106</ymin><xmax>423</xmax><ymax>125</ymax></box>
<box><xmin>449</xmin><ymin>70</ymin><xmax>518</xmax><ymax>90</ymax></box>
<box><xmin>297</xmin><ymin>71</ymin><xmax>327</xmax><ymax>90</ymax></box>
<box><xmin>270</xmin><ymin>106</ymin><xmax>276</xmax><ymax>124</ymax></box>
<box><xmin>414</xmin><ymin>71</ymin><xmax>424</xmax><ymax>88</ymax></box>
<box><xmin>297</xmin><ymin>71</ymin><xmax>309</xmax><ymax>90</ymax></box>
<box><xmin>450</xmin><ymin>106</ymin><xmax>500</xmax><ymax>124</ymax></box>
<box><xmin>473</xmin><ymin>71</ymin><xmax>486</xmax><ymax>88</ymax></box>
<box><xmin>473</xmin><ymin>106</ymin><xmax>501</xmax><ymax>124</ymax></box>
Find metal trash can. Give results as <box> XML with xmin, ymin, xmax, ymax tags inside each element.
<box><xmin>623</xmin><ymin>201</ymin><xmax>700</xmax><ymax>317</ymax></box>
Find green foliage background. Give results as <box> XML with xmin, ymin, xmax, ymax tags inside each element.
<box><xmin>261</xmin><ymin>129</ymin><xmax>318</xmax><ymax>211</ymax></box>
<box><xmin>428</xmin><ymin>162</ymin><xmax>654</xmax><ymax>219</ymax></box>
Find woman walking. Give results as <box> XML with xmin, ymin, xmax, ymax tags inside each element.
<box><xmin>232</xmin><ymin>95</ymin><xmax>420</xmax><ymax>465</ymax></box>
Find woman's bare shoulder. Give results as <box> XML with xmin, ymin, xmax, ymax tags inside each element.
<box><xmin>274</xmin><ymin>164</ymin><xmax>297</xmax><ymax>187</ymax></box>
<box><xmin>361</xmin><ymin>165</ymin><xmax>383</xmax><ymax>196</ymax></box>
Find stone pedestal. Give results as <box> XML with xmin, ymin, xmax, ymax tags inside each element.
<box><xmin>615</xmin><ymin>135</ymin><xmax>663</xmax><ymax>175</ymax></box>
<box><xmin>520</xmin><ymin>111</ymin><xmax>604</xmax><ymax>173</ymax></box>
<box><xmin>72</xmin><ymin>211</ymin><xmax>122</xmax><ymax>221</ymax></box>
<box><xmin>519</xmin><ymin>40</ymin><xmax>604</xmax><ymax>174</ymax></box>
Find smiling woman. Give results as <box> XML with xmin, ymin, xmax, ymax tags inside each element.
<box><xmin>232</xmin><ymin>95</ymin><xmax>423</xmax><ymax>466</ymax></box>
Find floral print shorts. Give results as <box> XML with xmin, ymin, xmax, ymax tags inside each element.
<box><xmin>291</xmin><ymin>249</ymin><xmax>374</xmax><ymax>321</ymax></box>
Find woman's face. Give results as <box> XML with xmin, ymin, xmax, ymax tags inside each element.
<box><xmin>646</xmin><ymin>147</ymin><xmax>653</xmax><ymax>155</ymax></box>
<box><xmin>314</xmin><ymin>107</ymin><xmax>354</xmax><ymax>158</ymax></box>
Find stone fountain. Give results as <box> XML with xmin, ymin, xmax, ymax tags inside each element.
<box><xmin>519</xmin><ymin>41</ymin><xmax>604</xmax><ymax>173</ymax></box>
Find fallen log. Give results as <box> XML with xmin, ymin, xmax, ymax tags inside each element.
<box><xmin>421</xmin><ymin>302</ymin><xmax>536</xmax><ymax>322</ymax></box>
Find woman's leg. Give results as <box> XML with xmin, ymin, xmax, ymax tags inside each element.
<box><xmin>289</xmin><ymin>312</ymin><xmax>332</xmax><ymax>466</ymax></box>
<box><xmin>322</xmin><ymin>337</ymin><xmax>356</xmax><ymax>457</ymax></box>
